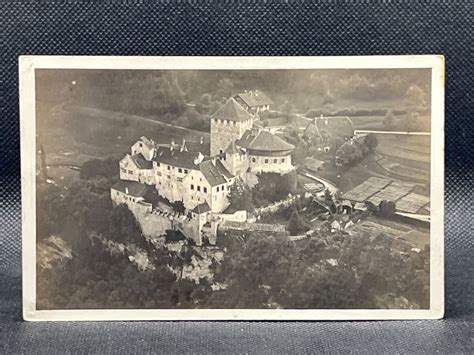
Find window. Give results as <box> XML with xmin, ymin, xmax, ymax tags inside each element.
<box><xmin>167</xmin><ymin>175</ymin><xmax>170</xmax><ymax>179</ymax></box>
<box><xmin>199</xmin><ymin>178</ymin><xmax>202</xmax><ymax>182</ymax></box>
<box><xmin>121</xmin><ymin>167</ymin><xmax>126</xmax><ymax>173</ymax></box>
<box><xmin>219</xmin><ymin>150</ymin><xmax>223</xmax><ymax>154</ymax></box>
<box><xmin>128</xmin><ymin>170</ymin><xmax>133</xmax><ymax>174</ymax></box>
<box><xmin>177</xmin><ymin>177</ymin><xmax>183</xmax><ymax>182</ymax></box>
<box><xmin>281</xmin><ymin>158</ymin><xmax>285</xmax><ymax>163</ymax></box>
<box><xmin>184</xmin><ymin>169</ymin><xmax>188</xmax><ymax>174</ymax></box>
<box><xmin>116</xmin><ymin>191</ymin><xmax>119</xmax><ymax>196</ymax></box>
<box><xmin>178</xmin><ymin>168</ymin><xmax>182</xmax><ymax>173</ymax></box>
<box><xmin>167</xmin><ymin>166</ymin><xmax>170</xmax><ymax>170</ymax></box>
<box><xmin>222</xmin><ymin>185</ymin><xmax>226</xmax><ymax>190</ymax></box>
<box><xmin>217</xmin><ymin>186</ymin><xmax>220</xmax><ymax>192</ymax></box>
<box><xmin>197</xmin><ymin>186</ymin><xmax>201</xmax><ymax>192</ymax></box>
<box><xmin>252</xmin><ymin>157</ymin><xmax>256</xmax><ymax>163</ymax></box>
<box><xmin>157</xmin><ymin>162</ymin><xmax>160</xmax><ymax>167</ymax></box>
<box><xmin>156</xmin><ymin>172</ymin><xmax>162</xmax><ymax>176</ymax></box>
<box><xmin>191</xmin><ymin>184</ymin><xmax>194</xmax><ymax>190</ymax></box>
<box><xmin>139</xmin><ymin>143</ymin><xmax>142</xmax><ymax>148</ymax></box>
<box><xmin>264</xmin><ymin>159</ymin><xmax>269</xmax><ymax>164</ymax></box>
<box><xmin>273</xmin><ymin>159</ymin><xmax>277</xmax><ymax>163</ymax></box>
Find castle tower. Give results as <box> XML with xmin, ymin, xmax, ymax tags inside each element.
<box><xmin>210</xmin><ymin>98</ymin><xmax>254</xmax><ymax>156</ymax></box>
<box><xmin>223</xmin><ymin>141</ymin><xmax>248</xmax><ymax>181</ymax></box>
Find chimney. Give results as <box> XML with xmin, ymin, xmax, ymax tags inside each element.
<box><xmin>125</xmin><ymin>187</ymin><xmax>129</xmax><ymax>195</ymax></box>
<box><xmin>193</xmin><ymin>152</ymin><xmax>205</xmax><ymax>165</ymax></box>
<box><xmin>180</xmin><ymin>138</ymin><xmax>186</xmax><ymax>152</ymax></box>
<box><xmin>200</xmin><ymin>136</ymin><xmax>203</xmax><ymax>145</ymax></box>
<box><xmin>170</xmin><ymin>139</ymin><xmax>175</xmax><ymax>151</ymax></box>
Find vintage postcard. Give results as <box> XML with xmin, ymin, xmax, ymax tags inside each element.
<box><xmin>20</xmin><ymin>56</ymin><xmax>444</xmax><ymax>321</ymax></box>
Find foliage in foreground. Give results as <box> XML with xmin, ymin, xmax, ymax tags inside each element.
<box><xmin>37</xmin><ymin>158</ymin><xmax>429</xmax><ymax>310</ymax></box>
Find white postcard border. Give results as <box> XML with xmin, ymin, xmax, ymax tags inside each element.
<box><xmin>20</xmin><ymin>55</ymin><xmax>444</xmax><ymax>321</ymax></box>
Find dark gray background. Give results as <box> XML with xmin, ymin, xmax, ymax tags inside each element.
<box><xmin>1</xmin><ymin>1</ymin><xmax>472</xmax><ymax>353</ymax></box>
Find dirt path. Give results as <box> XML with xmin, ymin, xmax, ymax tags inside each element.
<box><xmin>63</xmin><ymin>104</ymin><xmax>210</xmax><ymax>137</ymax></box>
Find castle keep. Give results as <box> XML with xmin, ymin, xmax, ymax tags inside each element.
<box><xmin>111</xmin><ymin>95</ymin><xmax>295</xmax><ymax>244</ymax></box>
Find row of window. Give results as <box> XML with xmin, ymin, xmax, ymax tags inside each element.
<box><xmin>121</xmin><ymin>167</ymin><xmax>134</xmax><ymax>175</ymax></box>
<box><xmin>116</xmin><ymin>191</ymin><xmax>136</xmax><ymax>203</ymax></box>
<box><xmin>251</xmin><ymin>157</ymin><xmax>286</xmax><ymax>164</ymax></box>
<box><xmin>156</xmin><ymin>162</ymin><xmax>189</xmax><ymax>174</ymax></box>
<box><xmin>190</xmin><ymin>184</ymin><xmax>208</xmax><ymax>193</ymax></box>
<box><xmin>213</xmin><ymin>119</ymin><xmax>245</xmax><ymax>126</ymax></box>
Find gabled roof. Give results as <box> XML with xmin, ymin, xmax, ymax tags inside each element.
<box><xmin>153</xmin><ymin>146</ymin><xmax>202</xmax><ymax>170</ymax></box>
<box><xmin>225</xmin><ymin>141</ymin><xmax>245</xmax><ymax>155</ymax></box>
<box><xmin>244</xmin><ymin>130</ymin><xmax>295</xmax><ymax>151</ymax></box>
<box><xmin>234</xmin><ymin>91</ymin><xmax>273</xmax><ymax>107</ymax></box>
<box><xmin>215</xmin><ymin>159</ymin><xmax>235</xmax><ymax>179</ymax></box>
<box><xmin>185</xmin><ymin>141</ymin><xmax>211</xmax><ymax>156</ymax></box>
<box><xmin>131</xmin><ymin>153</ymin><xmax>152</xmax><ymax>169</ymax></box>
<box><xmin>303</xmin><ymin>120</ymin><xmax>323</xmax><ymax>140</ymax></box>
<box><xmin>112</xmin><ymin>180</ymin><xmax>150</xmax><ymax>197</ymax></box>
<box><xmin>212</xmin><ymin>98</ymin><xmax>254</xmax><ymax>122</ymax></box>
<box><xmin>192</xmin><ymin>202</ymin><xmax>211</xmax><ymax>214</ymax></box>
<box><xmin>235</xmin><ymin>129</ymin><xmax>257</xmax><ymax>149</ymax></box>
<box><xmin>316</xmin><ymin>116</ymin><xmax>354</xmax><ymax>138</ymax></box>
<box><xmin>199</xmin><ymin>160</ymin><xmax>229</xmax><ymax>187</ymax></box>
<box><xmin>139</xmin><ymin>136</ymin><xmax>155</xmax><ymax>149</ymax></box>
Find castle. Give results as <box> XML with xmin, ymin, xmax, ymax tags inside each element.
<box><xmin>111</xmin><ymin>94</ymin><xmax>295</xmax><ymax>244</ymax></box>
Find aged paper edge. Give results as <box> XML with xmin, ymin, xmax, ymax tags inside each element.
<box><xmin>20</xmin><ymin>55</ymin><xmax>444</xmax><ymax>321</ymax></box>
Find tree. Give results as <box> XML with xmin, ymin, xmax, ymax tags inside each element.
<box><xmin>379</xmin><ymin>200</ymin><xmax>396</xmax><ymax>217</ymax></box>
<box><xmin>282</xmin><ymin>100</ymin><xmax>295</xmax><ymax>124</ymax></box>
<box><xmin>80</xmin><ymin>157</ymin><xmax>119</xmax><ymax>180</ymax></box>
<box><xmin>383</xmin><ymin>110</ymin><xmax>396</xmax><ymax>130</ymax></box>
<box><xmin>227</xmin><ymin>178</ymin><xmax>255</xmax><ymax>213</ymax></box>
<box><xmin>216</xmin><ymin>77</ymin><xmax>234</xmax><ymax>100</ymax></box>
<box><xmin>288</xmin><ymin>210</ymin><xmax>307</xmax><ymax>236</ymax></box>
<box><xmin>171</xmin><ymin>200</ymin><xmax>186</xmax><ymax>214</ymax></box>
<box><xmin>405</xmin><ymin>85</ymin><xmax>427</xmax><ymax>111</ymax></box>
<box><xmin>364</xmin><ymin>133</ymin><xmax>379</xmax><ymax>153</ymax></box>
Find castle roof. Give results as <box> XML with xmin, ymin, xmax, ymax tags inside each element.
<box><xmin>225</xmin><ymin>141</ymin><xmax>245</xmax><ymax>155</ymax></box>
<box><xmin>199</xmin><ymin>159</ymin><xmax>231</xmax><ymax>187</ymax></box>
<box><xmin>192</xmin><ymin>202</ymin><xmax>211</xmax><ymax>214</ymax></box>
<box><xmin>312</xmin><ymin>116</ymin><xmax>355</xmax><ymax>138</ymax></box>
<box><xmin>131</xmin><ymin>153</ymin><xmax>152</xmax><ymax>169</ymax></box>
<box><xmin>112</xmin><ymin>180</ymin><xmax>150</xmax><ymax>197</ymax></box>
<box><xmin>153</xmin><ymin>146</ymin><xmax>204</xmax><ymax>170</ymax></box>
<box><xmin>237</xmin><ymin>129</ymin><xmax>295</xmax><ymax>152</ymax></box>
<box><xmin>212</xmin><ymin>98</ymin><xmax>253</xmax><ymax>122</ymax></box>
<box><xmin>139</xmin><ymin>136</ymin><xmax>155</xmax><ymax>149</ymax></box>
<box><xmin>215</xmin><ymin>159</ymin><xmax>235</xmax><ymax>179</ymax></box>
<box><xmin>234</xmin><ymin>91</ymin><xmax>273</xmax><ymax>108</ymax></box>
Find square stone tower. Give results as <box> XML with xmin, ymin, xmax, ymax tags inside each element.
<box><xmin>210</xmin><ymin>98</ymin><xmax>254</xmax><ymax>156</ymax></box>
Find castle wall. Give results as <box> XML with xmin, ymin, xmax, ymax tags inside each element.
<box><xmin>210</xmin><ymin>118</ymin><xmax>253</xmax><ymax>156</ymax></box>
<box><xmin>222</xmin><ymin>153</ymin><xmax>249</xmax><ymax>181</ymax></box>
<box><xmin>248</xmin><ymin>153</ymin><xmax>294</xmax><ymax>174</ymax></box>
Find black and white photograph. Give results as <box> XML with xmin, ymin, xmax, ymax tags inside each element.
<box><xmin>20</xmin><ymin>56</ymin><xmax>444</xmax><ymax>320</ymax></box>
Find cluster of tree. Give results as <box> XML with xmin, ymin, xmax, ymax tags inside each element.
<box><xmin>282</xmin><ymin>124</ymin><xmax>344</xmax><ymax>166</ymax></box>
<box><xmin>79</xmin><ymin>157</ymin><xmax>119</xmax><ymax>180</ymax></box>
<box><xmin>288</xmin><ymin>210</ymin><xmax>309</xmax><ymax>236</ymax></box>
<box><xmin>170</xmin><ymin>107</ymin><xmax>211</xmax><ymax>133</ymax></box>
<box><xmin>36</xmin><ymin>69</ymin><xmax>430</xmax><ymax>127</ymax></box>
<box><xmin>227</xmin><ymin>172</ymin><xmax>299</xmax><ymax>212</ymax></box>
<box><xmin>208</xmin><ymin>230</ymin><xmax>430</xmax><ymax>309</ymax></box>
<box><xmin>383</xmin><ymin>110</ymin><xmax>430</xmax><ymax>132</ymax></box>
<box><xmin>335</xmin><ymin>134</ymin><xmax>378</xmax><ymax>167</ymax></box>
